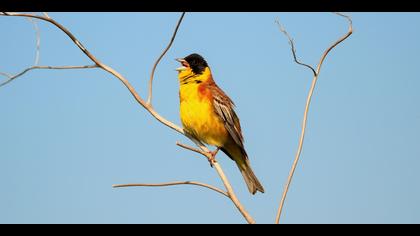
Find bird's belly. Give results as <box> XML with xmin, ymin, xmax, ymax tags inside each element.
<box><xmin>180</xmin><ymin>100</ymin><xmax>228</xmax><ymax>147</ymax></box>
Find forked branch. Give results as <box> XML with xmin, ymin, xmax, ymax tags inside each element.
<box><xmin>274</xmin><ymin>12</ymin><xmax>353</xmax><ymax>224</ymax></box>
<box><xmin>275</xmin><ymin>19</ymin><xmax>316</xmax><ymax>76</ymax></box>
<box><xmin>0</xmin><ymin>12</ymin><xmax>183</xmax><ymax>134</ymax></box>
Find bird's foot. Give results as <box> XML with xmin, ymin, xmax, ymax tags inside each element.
<box><xmin>207</xmin><ymin>147</ymin><xmax>220</xmax><ymax>167</ymax></box>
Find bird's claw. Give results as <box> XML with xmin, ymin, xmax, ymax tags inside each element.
<box><xmin>208</xmin><ymin>157</ymin><xmax>216</xmax><ymax>168</ymax></box>
<box><xmin>207</xmin><ymin>147</ymin><xmax>220</xmax><ymax>168</ymax></box>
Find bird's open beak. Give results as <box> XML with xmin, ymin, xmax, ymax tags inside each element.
<box><xmin>175</xmin><ymin>58</ymin><xmax>188</xmax><ymax>71</ymax></box>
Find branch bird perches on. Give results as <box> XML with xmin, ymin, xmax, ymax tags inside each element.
<box><xmin>0</xmin><ymin>12</ymin><xmax>255</xmax><ymax>224</ymax></box>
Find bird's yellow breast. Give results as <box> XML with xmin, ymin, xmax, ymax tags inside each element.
<box><xmin>179</xmin><ymin>82</ymin><xmax>228</xmax><ymax>147</ymax></box>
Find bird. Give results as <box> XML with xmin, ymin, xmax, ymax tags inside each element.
<box><xmin>175</xmin><ymin>53</ymin><xmax>264</xmax><ymax>194</ymax></box>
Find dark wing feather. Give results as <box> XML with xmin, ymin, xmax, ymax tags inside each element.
<box><xmin>210</xmin><ymin>84</ymin><xmax>245</xmax><ymax>150</ymax></box>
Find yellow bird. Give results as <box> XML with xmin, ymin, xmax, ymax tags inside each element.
<box><xmin>176</xmin><ymin>53</ymin><xmax>264</xmax><ymax>194</ymax></box>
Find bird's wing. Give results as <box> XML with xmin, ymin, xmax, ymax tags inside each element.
<box><xmin>210</xmin><ymin>83</ymin><xmax>245</xmax><ymax>150</ymax></box>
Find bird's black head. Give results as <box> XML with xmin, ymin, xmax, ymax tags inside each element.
<box><xmin>184</xmin><ymin>53</ymin><xmax>208</xmax><ymax>75</ymax></box>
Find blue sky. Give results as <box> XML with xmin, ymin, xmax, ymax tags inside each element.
<box><xmin>1</xmin><ymin>12</ymin><xmax>420</xmax><ymax>223</ymax></box>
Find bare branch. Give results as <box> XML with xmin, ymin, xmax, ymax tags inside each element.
<box><xmin>0</xmin><ymin>65</ymin><xmax>98</xmax><ymax>87</ymax></box>
<box><xmin>212</xmin><ymin>162</ymin><xmax>256</xmax><ymax>224</ymax></box>
<box><xmin>275</xmin><ymin>19</ymin><xmax>317</xmax><ymax>76</ymax></box>
<box><xmin>175</xmin><ymin>140</ymin><xmax>255</xmax><ymax>223</ymax></box>
<box><xmin>315</xmin><ymin>12</ymin><xmax>353</xmax><ymax>76</ymax></box>
<box><xmin>0</xmin><ymin>12</ymin><xmax>185</xmax><ymax>135</ymax></box>
<box><xmin>147</xmin><ymin>12</ymin><xmax>185</xmax><ymax>106</ymax></box>
<box><xmin>176</xmin><ymin>140</ymin><xmax>255</xmax><ymax>223</ymax></box>
<box><xmin>176</xmin><ymin>141</ymin><xmax>209</xmax><ymax>157</ymax></box>
<box><xmin>275</xmin><ymin>13</ymin><xmax>353</xmax><ymax>224</ymax></box>
<box><xmin>112</xmin><ymin>181</ymin><xmax>229</xmax><ymax>198</ymax></box>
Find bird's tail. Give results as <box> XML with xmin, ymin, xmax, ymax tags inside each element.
<box><xmin>236</xmin><ymin>158</ymin><xmax>265</xmax><ymax>195</ymax></box>
<box><xmin>221</xmin><ymin>144</ymin><xmax>264</xmax><ymax>195</ymax></box>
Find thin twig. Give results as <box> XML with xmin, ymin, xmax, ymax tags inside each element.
<box><xmin>275</xmin><ymin>13</ymin><xmax>353</xmax><ymax>224</ymax></box>
<box><xmin>0</xmin><ymin>65</ymin><xmax>98</xmax><ymax>87</ymax></box>
<box><xmin>147</xmin><ymin>12</ymin><xmax>185</xmax><ymax>106</ymax></box>
<box><xmin>26</xmin><ymin>17</ymin><xmax>41</xmax><ymax>65</ymax></box>
<box><xmin>315</xmin><ymin>13</ymin><xmax>353</xmax><ymax>76</ymax></box>
<box><xmin>176</xmin><ymin>141</ymin><xmax>209</xmax><ymax>157</ymax></box>
<box><xmin>275</xmin><ymin>19</ymin><xmax>316</xmax><ymax>76</ymax></box>
<box><xmin>0</xmin><ymin>72</ymin><xmax>11</xmax><ymax>79</ymax></box>
<box><xmin>112</xmin><ymin>181</ymin><xmax>229</xmax><ymax>198</ymax></box>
